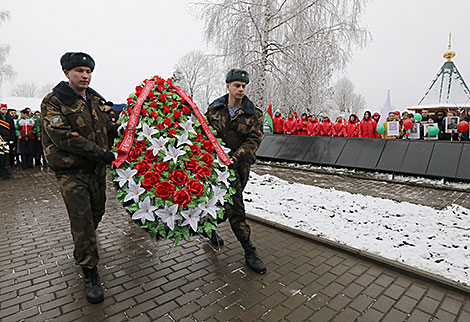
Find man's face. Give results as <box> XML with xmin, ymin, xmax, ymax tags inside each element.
<box><xmin>422</xmin><ymin>111</ymin><xmax>428</xmax><ymax>117</ymax></box>
<box><xmin>0</xmin><ymin>107</ymin><xmax>6</xmax><ymax>116</ymax></box>
<box><xmin>226</xmin><ymin>81</ymin><xmax>246</xmax><ymax>100</ymax></box>
<box><xmin>65</xmin><ymin>66</ymin><xmax>92</xmax><ymax>92</ymax></box>
<box><xmin>33</xmin><ymin>113</ymin><xmax>40</xmax><ymax>119</ymax></box>
<box><xmin>388</xmin><ymin>112</ymin><xmax>396</xmax><ymax>120</ymax></box>
<box><xmin>20</xmin><ymin>112</ymin><xmax>28</xmax><ymax>119</ymax></box>
<box><xmin>9</xmin><ymin>110</ymin><xmax>17</xmax><ymax>118</ymax></box>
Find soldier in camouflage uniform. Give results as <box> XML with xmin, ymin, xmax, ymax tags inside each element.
<box><xmin>205</xmin><ymin>69</ymin><xmax>267</xmax><ymax>274</ymax></box>
<box><xmin>41</xmin><ymin>52</ymin><xmax>117</xmax><ymax>303</ymax></box>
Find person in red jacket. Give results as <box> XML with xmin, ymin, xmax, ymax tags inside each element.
<box><xmin>320</xmin><ymin>115</ymin><xmax>333</xmax><ymax>136</ymax></box>
<box><xmin>343</xmin><ymin>114</ymin><xmax>359</xmax><ymax>137</ymax></box>
<box><xmin>307</xmin><ymin>114</ymin><xmax>320</xmax><ymax>136</ymax></box>
<box><xmin>358</xmin><ymin>111</ymin><xmax>378</xmax><ymax>138</ymax></box>
<box><xmin>297</xmin><ymin>113</ymin><xmax>309</xmax><ymax>135</ymax></box>
<box><xmin>283</xmin><ymin>112</ymin><xmax>297</xmax><ymax>135</ymax></box>
<box><xmin>272</xmin><ymin>111</ymin><xmax>284</xmax><ymax>134</ymax></box>
<box><xmin>332</xmin><ymin>115</ymin><xmax>345</xmax><ymax>137</ymax></box>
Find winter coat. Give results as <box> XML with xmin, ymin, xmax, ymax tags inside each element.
<box><xmin>320</xmin><ymin>120</ymin><xmax>333</xmax><ymax>136</ymax></box>
<box><xmin>41</xmin><ymin>81</ymin><xmax>118</xmax><ymax>173</ymax></box>
<box><xmin>358</xmin><ymin>118</ymin><xmax>378</xmax><ymax>138</ymax></box>
<box><xmin>297</xmin><ymin>119</ymin><xmax>309</xmax><ymax>136</ymax></box>
<box><xmin>332</xmin><ymin>122</ymin><xmax>344</xmax><ymax>137</ymax></box>
<box><xmin>343</xmin><ymin>121</ymin><xmax>358</xmax><ymax>137</ymax></box>
<box><xmin>206</xmin><ymin>94</ymin><xmax>263</xmax><ymax>165</ymax></box>
<box><xmin>16</xmin><ymin>118</ymin><xmax>38</xmax><ymax>140</ymax></box>
<box><xmin>283</xmin><ymin>119</ymin><xmax>297</xmax><ymax>135</ymax></box>
<box><xmin>0</xmin><ymin>114</ymin><xmax>16</xmax><ymax>142</ymax></box>
<box><xmin>273</xmin><ymin>115</ymin><xmax>284</xmax><ymax>134</ymax></box>
<box><xmin>307</xmin><ymin>120</ymin><xmax>320</xmax><ymax>136</ymax></box>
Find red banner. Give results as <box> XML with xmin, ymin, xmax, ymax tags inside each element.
<box><xmin>112</xmin><ymin>80</ymin><xmax>155</xmax><ymax>168</ymax></box>
<box><xmin>174</xmin><ymin>86</ymin><xmax>232</xmax><ymax>166</ymax></box>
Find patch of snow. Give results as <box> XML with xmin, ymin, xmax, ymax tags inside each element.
<box><xmin>245</xmin><ymin>172</ymin><xmax>470</xmax><ymax>285</ymax></box>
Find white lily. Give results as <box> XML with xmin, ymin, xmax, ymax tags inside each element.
<box><xmin>178</xmin><ymin>119</ymin><xmax>197</xmax><ymax>135</ymax></box>
<box><xmin>137</xmin><ymin>123</ymin><xmax>159</xmax><ymax>141</ymax></box>
<box><xmin>156</xmin><ymin>204</ymin><xmax>181</xmax><ymax>230</ymax></box>
<box><xmin>149</xmin><ymin>136</ymin><xmax>169</xmax><ymax>156</ymax></box>
<box><xmin>118</xmin><ymin>118</ymin><xmax>142</xmax><ymax>132</ymax></box>
<box><xmin>215</xmin><ymin>168</ymin><xmax>231</xmax><ymax>187</ymax></box>
<box><xmin>197</xmin><ymin>197</ymin><xmax>219</xmax><ymax>219</ymax></box>
<box><xmin>214</xmin><ymin>146</ymin><xmax>232</xmax><ymax>166</ymax></box>
<box><xmin>124</xmin><ymin>181</ymin><xmax>145</xmax><ymax>203</ymax></box>
<box><xmin>181</xmin><ymin>208</ymin><xmax>202</xmax><ymax>232</ymax></box>
<box><xmin>132</xmin><ymin>196</ymin><xmax>157</xmax><ymax>224</ymax></box>
<box><xmin>175</xmin><ymin>131</ymin><xmax>192</xmax><ymax>148</ymax></box>
<box><xmin>114</xmin><ymin>168</ymin><xmax>138</xmax><ymax>188</ymax></box>
<box><xmin>163</xmin><ymin>145</ymin><xmax>186</xmax><ymax>164</ymax></box>
<box><xmin>212</xmin><ymin>185</ymin><xmax>227</xmax><ymax>205</ymax></box>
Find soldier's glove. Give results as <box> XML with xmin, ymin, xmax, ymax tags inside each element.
<box><xmin>103</xmin><ymin>151</ymin><xmax>115</xmax><ymax>165</ymax></box>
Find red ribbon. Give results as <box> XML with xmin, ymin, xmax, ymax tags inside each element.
<box><xmin>174</xmin><ymin>86</ymin><xmax>232</xmax><ymax>166</ymax></box>
<box><xmin>112</xmin><ymin>80</ymin><xmax>155</xmax><ymax>168</ymax></box>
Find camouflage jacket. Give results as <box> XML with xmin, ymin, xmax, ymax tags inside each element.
<box><xmin>41</xmin><ymin>81</ymin><xmax>117</xmax><ymax>173</ymax></box>
<box><xmin>206</xmin><ymin>94</ymin><xmax>264</xmax><ymax>165</ymax></box>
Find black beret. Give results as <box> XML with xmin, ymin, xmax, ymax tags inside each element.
<box><xmin>225</xmin><ymin>69</ymin><xmax>250</xmax><ymax>84</ymax></box>
<box><xmin>60</xmin><ymin>52</ymin><xmax>95</xmax><ymax>71</ymax></box>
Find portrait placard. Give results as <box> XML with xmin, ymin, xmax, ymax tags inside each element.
<box><xmin>387</xmin><ymin>121</ymin><xmax>399</xmax><ymax>137</ymax></box>
<box><xmin>409</xmin><ymin>123</ymin><xmax>420</xmax><ymax>139</ymax></box>
<box><xmin>445</xmin><ymin>117</ymin><xmax>459</xmax><ymax>133</ymax></box>
<box><xmin>423</xmin><ymin>123</ymin><xmax>438</xmax><ymax>140</ymax></box>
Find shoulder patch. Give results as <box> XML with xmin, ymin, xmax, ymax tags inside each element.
<box><xmin>50</xmin><ymin>116</ymin><xmax>63</xmax><ymax>126</ymax></box>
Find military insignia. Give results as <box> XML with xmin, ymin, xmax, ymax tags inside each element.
<box><xmin>242</xmin><ymin>73</ymin><xmax>245</xmax><ymax>77</ymax></box>
<box><xmin>83</xmin><ymin>56</ymin><xmax>87</xmax><ymax>60</ymax></box>
<box><xmin>50</xmin><ymin>116</ymin><xmax>62</xmax><ymax>125</ymax></box>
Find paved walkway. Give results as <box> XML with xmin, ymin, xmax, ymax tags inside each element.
<box><xmin>0</xmin><ymin>167</ymin><xmax>469</xmax><ymax>321</ymax></box>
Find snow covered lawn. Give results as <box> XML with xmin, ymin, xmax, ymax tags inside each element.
<box><xmin>244</xmin><ymin>173</ymin><xmax>470</xmax><ymax>286</ymax></box>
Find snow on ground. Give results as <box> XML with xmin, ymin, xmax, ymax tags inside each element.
<box><xmin>261</xmin><ymin>161</ymin><xmax>470</xmax><ymax>190</ymax></box>
<box><xmin>244</xmin><ymin>172</ymin><xmax>470</xmax><ymax>286</ymax></box>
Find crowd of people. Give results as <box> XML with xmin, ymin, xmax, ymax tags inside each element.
<box><xmin>271</xmin><ymin>109</ymin><xmax>470</xmax><ymax>141</ymax></box>
<box><xmin>0</xmin><ymin>104</ymin><xmax>45</xmax><ymax>179</ymax></box>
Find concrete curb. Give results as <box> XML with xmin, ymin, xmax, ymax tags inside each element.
<box><xmin>247</xmin><ymin>213</ymin><xmax>470</xmax><ymax>295</ymax></box>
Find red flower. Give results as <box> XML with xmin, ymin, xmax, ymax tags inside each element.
<box><xmin>159</xmin><ymin>94</ymin><xmax>167</xmax><ymax>103</ymax></box>
<box><xmin>173</xmin><ymin>110</ymin><xmax>181</xmax><ymax>119</ymax></box>
<box><xmin>135</xmin><ymin>160</ymin><xmax>151</xmax><ymax>175</ymax></box>
<box><xmin>148</xmin><ymin>91</ymin><xmax>156</xmax><ymax>101</ymax></box>
<box><xmin>153</xmin><ymin>161</ymin><xmax>169</xmax><ymax>173</ymax></box>
<box><xmin>182</xmin><ymin>106</ymin><xmax>191</xmax><ymax>115</ymax></box>
<box><xmin>190</xmin><ymin>144</ymin><xmax>201</xmax><ymax>155</ymax></box>
<box><xmin>150</xmin><ymin>101</ymin><xmax>158</xmax><ymax>108</ymax></box>
<box><xmin>163</xmin><ymin>118</ymin><xmax>172</xmax><ymax>127</ymax></box>
<box><xmin>163</xmin><ymin>105</ymin><xmax>171</xmax><ymax>114</ymax></box>
<box><xmin>185</xmin><ymin>158</ymin><xmax>199</xmax><ymax>172</ymax></box>
<box><xmin>127</xmin><ymin>108</ymin><xmax>134</xmax><ymax>115</ymax></box>
<box><xmin>196</xmin><ymin>166</ymin><xmax>211</xmax><ymax>181</ymax></box>
<box><xmin>127</xmin><ymin>97</ymin><xmax>134</xmax><ymax>105</ymax></box>
<box><xmin>157</xmin><ymin>85</ymin><xmax>164</xmax><ymax>93</ymax></box>
<box><xmin>155</xmin><ymin>181</ymin><xmax>176</xmax><ymax>199</ymax></box>
<box><xmin>128</xmin><ymin>148</ymin><xmax>142</xmax><ymax>162</ymax></box>
<box><xmin>156</xmin><ymin>123</ymin><xmax>164</xmax><ymax>130</ymax></box>
<box><xmin>180</xmin><ymin>98</ymin><xmax>186</xmax><ymax>105</ymax></box>
<box><xmin>196</xmin><ymin>133</ymin><xmax>203</xmax><ymax>142</ymax></box>
<box><xmin>156</xmin><ymin>78</ymin><xmax>165</xmax><ymax>85</ymax></box>
<box><xmin>169</xmin><ymin>169</ymin><xmax>189</xmax><ymax>186</ymax></box>
<box><xmin>150</xmin><ymin>111</ymin><xmax>158</xmax><ymax>119</ymax></box>
<box><xmin>141</xmin><ymin>108</ymin><xmax>149</xmax><ymax>117</ymax></box>
<box><xmin>171</xmin><ymin>100</ymin><xmax>177</xmax><ymax>108</ymax></box>
<box><xmin>186</xmin><ymin>179</ymin><xmax>205</xmax><ymax>196</ymax></box>
<box><xmin>135</xmin><ymin>140</ymin><xmax>146</xmax><ymax>149</ymax></box>
<box><xmin>142</xmin><ymin>171</ymin><xmax>160</xmax><ymax>190</ymax></box>
<box><xmin>173</xmin><ymin>189</ymin><xmax>191</xmax><ymax>206</ymax></box>
<box><xmin>202</xmin><ymin>140</ymin><xmax>214</xmax><ymax>153</ymax></box>
<box><xmin>200</xmin><ymin>153</ymin><xmax>214</xmax><ymax>167</ymax></box>
<box><xmin>169</xmin><ymin>129</ymin><xmax>176</xmax><ymax>137</ymax></box>
<box><xmin>145</xmin><ymin>149</ymin><xmax>158</xmax><ymax>162</ymax></box>
<box><xmin>135</xmin><ymin>85</ymin><xmax>143</xmax><ymax>95</ymax></box>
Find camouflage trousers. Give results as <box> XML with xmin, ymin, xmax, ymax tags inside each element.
<box><xmin>56</xmin><ymin>171</ymin><xmax>106</xmax><ymax>269</ymax></box>
<box><xmin>224</xmin><ymin>163</ymin><xmax>251</xmax><ymax>242</ymax></box>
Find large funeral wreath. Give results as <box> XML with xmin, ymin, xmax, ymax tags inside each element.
<box><xmin>109</xmin><ymin>76</ymin><xmax>236</xmax><ymax>245</ymax></box>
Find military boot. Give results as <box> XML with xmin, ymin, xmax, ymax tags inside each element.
<box><xmin>82</xmin><ymin>266</ymin><xmax>104</xmax><ymax>304</ymax></box>
<box><xmin>241</xmin><ymin>241</ymin><xmax>267</xmax><ymax>274</ymax></box>
<box><xmin>209</xmin><ymin>231</ymin><xmax>224</xmax><ymax>247</ymax></box>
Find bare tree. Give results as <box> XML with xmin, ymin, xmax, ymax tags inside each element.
<box><xmin>10</xmin><ymin>81</ymin><xmax>39</xmax><ymax>98</ymax></box>
<box><xmin>323</xmin><ymin>77</ymin><xmax>366</xmax><ymax>117</ymax></box>
<box><xmin>0</xmin><ymin>11</ymin><xmax>15</xmax><ymax>92</ymax></box>
<box><xmin>193</xmin><ymin>0</ymin><xmax>369</xmax><ymax>112</ymax></box>
<box><xmin>38</xmin><ymin>82</ymin><xmax>55</xmax><ymax>97</ymax></box>
<box><xmin>173</xmin><ymin>50</ymin><xmax>225</xmax><ymax>112</ymax></box>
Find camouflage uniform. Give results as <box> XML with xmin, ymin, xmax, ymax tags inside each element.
<box><xmin>41</xmin><ymin>81</ymin><xmax>117</xmax><ymax>269</ymax></box>
<box><xmin>206</xmin><ymin>94</ymin><xmax>264</xmax><ymax>242</ymax></box>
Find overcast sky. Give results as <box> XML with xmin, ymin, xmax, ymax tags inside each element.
<box><xmin>1</xmin><ymin>0</ymin><xmax>470</xmax><ymax>113</ymax></box>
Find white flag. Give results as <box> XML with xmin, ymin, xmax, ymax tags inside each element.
<box><xmin>380</xmin><ymin>89</ymin><xmax>393</xmax><ymax>118</ymax></box>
